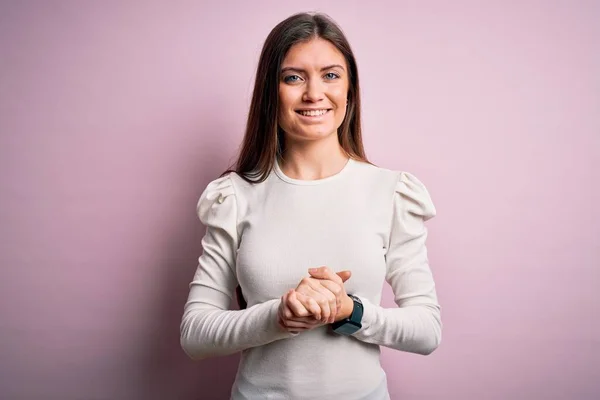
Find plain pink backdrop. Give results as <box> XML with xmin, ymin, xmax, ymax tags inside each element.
<box><xmin>1</xmin><ymin>1</ymin><xmax>598</xmax><ymax>399</ymax></box>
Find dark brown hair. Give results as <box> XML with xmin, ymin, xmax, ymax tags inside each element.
<box><xmin>223</xmin><ymin>12</ymin><xmax>369</xmax><ymax>183</ymax></box>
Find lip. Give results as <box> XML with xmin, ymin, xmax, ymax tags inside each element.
<box><xmin>295</xmin><ymin>109</ymin><xmax>332</xmax><ymax>121</ymax></box>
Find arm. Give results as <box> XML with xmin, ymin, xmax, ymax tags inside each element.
<box><xmin>180</xmin><ymin>176</ymin><xmax>295</xmax><ymax>361</ymax></box>
<box><xmin>351</xmin><ymin>172</ymin><xmax>442</xmax><ymax>355</ymax></box>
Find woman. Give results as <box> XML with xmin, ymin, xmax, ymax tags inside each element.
<box><xmin>180</xmin><ymin>12</ymin><xmax>442</xmax><ymax>400</ymax></box>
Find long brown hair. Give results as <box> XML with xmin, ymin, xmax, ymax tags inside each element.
<box><xmin>223</xmin><ymin>12</ymin><xmax>369</xmax><ymax>183</ymax></box>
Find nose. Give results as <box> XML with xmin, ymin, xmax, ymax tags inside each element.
<box><xmin>302</xmin><ymin>79</ymin><xmax>325</xmax><ymax>102</ymax></box>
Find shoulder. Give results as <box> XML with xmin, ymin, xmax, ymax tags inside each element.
<box><xmin>196</xmin><ymin>173</ymin><xmax>240</xmax><ymax>226</ymax></box>
<box><xmin>196</xmin><ymin>171</ymin><xmax>266</xmax><ymax>226</ymax></box>
<box><xmin>350</xmin><ymin>159</ymin><xmax>399</xmax><ymax>192</ymax></box>
<box><xmin>393</xmin><ymin>170</ymin><xmax>436</xmax><ymax>221</ymax></box>
<box><xmin>353</xmin><ymin>161</ymin><xmax>436</xmax><ymax>220</ymax></box>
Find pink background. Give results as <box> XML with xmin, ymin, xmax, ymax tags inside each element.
<box><xmin>1</xmin><ymin>1</ymin><xmax>598</xmax><ymax>399</ymax></box>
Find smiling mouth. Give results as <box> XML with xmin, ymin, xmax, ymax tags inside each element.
<box><xmin>295</xmin><ymin>109</ymin><xmax>332</xmax><ymax>117</ymax></box>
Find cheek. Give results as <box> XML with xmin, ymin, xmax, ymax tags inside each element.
<box><xmin>277</xmin><ymin>96</ymin><xmax>296</xmax><ymax>130</ymax></box>
<box><xmin>277</xmin><ymin>93</ymin><xmax>288</xmax><ymax>119</ymax></box>
<box><xmin>278</xmin><ymin>92</ymin><xmax>296</xmax><ymax>115</ymax></box>
<box><xmin>279</xmin><ymin>85</ymin><xmax>299</xmax><ymax>105</ymax></box>
<box><xmin>330</xmin><ymin>86</ymin><xmax>348</xmax><ymax>106</ymax></box>
<box><xmin>277</xmin><ymin>108</ymin><xmax>290</xmax><ymax>130</ymax></box>
<box><xmin>333</xmin><ymin>91</ymin><xmax>347</xmax><ymax>109</ymax></box>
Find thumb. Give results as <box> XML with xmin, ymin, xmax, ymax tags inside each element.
<box><xmin>336</xmin><ymin>270</ymin><xmax>352</xmax><ymax>282</ymax></box>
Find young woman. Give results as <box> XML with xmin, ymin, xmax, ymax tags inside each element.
<box><xmin>180</xmin><ymin>12</ymin><xmax>442</xmax><ymax>400</ymax></box>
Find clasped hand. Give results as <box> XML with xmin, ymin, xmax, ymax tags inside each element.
<box><xmin>277</xmin><ymin>266</ymin><xmax>352</xmax><ymax>333</ymax></box>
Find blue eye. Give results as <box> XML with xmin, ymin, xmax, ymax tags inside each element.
<box><xmin>325</xmin><ymin>72</ymin><xmax>340</xmax><ymax>80</ymax></box>
<box><xmin>283</xmin><ymin>75</ymin><xmax>301</xmax><ymax>83</ymax></box>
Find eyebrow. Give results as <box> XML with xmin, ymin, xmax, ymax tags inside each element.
<box><xmin>280</xmin><ymin>64</ymin><xmax>346</xmax><ymax>74</ymax></box>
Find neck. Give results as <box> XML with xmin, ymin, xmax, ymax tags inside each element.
<box><xmin>278</xmin><ymin>135</ymin><xmax>349</xmax><ymax>180</ymax></box>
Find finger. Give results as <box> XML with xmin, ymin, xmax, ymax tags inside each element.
<box><xmin>287</xmin><ymin>290</ymin><xmax>311</xmax><ymax>318</ymax></box>
<box><xmin>283</xmin><ymin>307</ymin><xmax>298</xmax><ymax>321</ymax></box>
<box><xmin>278</xmin><ymin>318</ymin><xmax>308</xmax><ymax>334</ymax></box>
<box><xmin>279</xmin><ymin>293</ymin><xmax>312</xmax><ymax>333</ymax></box>
<box><xmin>284</xmin><ymin>312</ymin><xmax>322</xmax><ymax>323</ymax></box>
<box><xmin>308</xmin><ymin>266</ymin><xmax>342</xmax><ymax>284</ymax></box>
<box><xmin>336</xmin><ymin>270</ymin><xmax>352</xmax><ymax>282</ymax></box>
<box><xmin>295</xmin><ymin>291</ymin><xmax>322</xmax><ymax>320</ymax></box>
<box><xmin>306</xmin><ymin>279</ymin><xmax>336</xmax><ymax>322</ymax></box>
<box><xmin>278</xmin><ymin>290</ymin><xmax>292</xmax><ymax>319</ymax></box>
<box><xmin>278</xmin><ymin>305</ymin><xmax>290</xmax><ymax>331</ymax></box>
<box><xmin>304</xmin><ymin>286</ymin><xmax>332</xmax><ymax>323</ymax></box>
<box><xmin>316</xmin><ymin>279</ymin><xmax>344</xmax><ymax>320</ymax></box>
<box><xmin>282</xmin><ymin>319</ymin><xmax>321</xmax><ymax>329</ymax></box>
<box><xmin>281</xmin><ymin>290</ymin><xmax>301</xmax><ymax>322</ymax></box>
<box><xmin>298</xmin><ymin>278</ymin><xmax>331</xmax><ymax>320</ymax></box>
<box><xmin>279</xmin><ymin>310</ymin><xmax>319</xmax><ymax>332</ymax></box>
<box><xmin>317</xmin><ymin>279</ymin><xmax>344</xmax><ymax>308</ymax></box>
<box><xmin>285</xmin><ymin>314</ymin><xmax>322</xmax><ymax>324</ymax></box>
<box><xmin>277</xmin><ymin>291</ymin><xmax>293</xmax><ymax>319</ymax></box>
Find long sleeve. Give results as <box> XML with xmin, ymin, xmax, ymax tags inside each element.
<box><xmin>352</xmin><ymin>172</ymin><xmax>442</xmax><ymax>355</ymax></box>
<box><xmin>180</xmin><ymin>175</ymin><xmax>295</xmax><ymax>361</ymax></box>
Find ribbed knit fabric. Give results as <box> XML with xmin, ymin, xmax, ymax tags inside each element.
<box><xmin>180</xmin><ymin>158</ymin><xmax>442</xmax><ymax>399</ymax></box>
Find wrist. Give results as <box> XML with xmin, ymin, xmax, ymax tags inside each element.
<box><xmin>335</xmin><ymin>295</ymin><xmax>354</xmax><ymax>322</ymax></box>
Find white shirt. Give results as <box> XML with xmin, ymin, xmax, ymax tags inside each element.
<box><xmin>180</xmin><ymin>157</ymin><xmax>442</xmax><ymax>399</ymax></box>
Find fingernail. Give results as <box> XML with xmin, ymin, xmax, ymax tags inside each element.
<box><xmin>309</xmin><ymin>268</ymin><xmax>317</xmax><ymax>272</ymax></box>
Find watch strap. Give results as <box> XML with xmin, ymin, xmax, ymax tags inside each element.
<box><xmin>331</xmin><ymin>294</ymin><xmax>363</xmax><ymax>335</ymax></box>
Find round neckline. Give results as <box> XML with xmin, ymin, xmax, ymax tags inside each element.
<box><xmin>274</xmin><ymin>157</ymin><xmax>355</xmax><ymax>186</ymax></box>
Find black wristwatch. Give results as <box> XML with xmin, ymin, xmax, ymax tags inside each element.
<box><xmin>331</xmin><ymin>294</ymin><xmax>363</xmax><ymax>335</ymax></box>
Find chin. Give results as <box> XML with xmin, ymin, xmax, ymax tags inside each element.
<box><xmin>291</xmin><ymin>127</ymin><xmax>337</xmax><ymax>141</ymax></box>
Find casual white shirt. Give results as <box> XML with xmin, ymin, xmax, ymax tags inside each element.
<box><xmin>180</xmin><ymin>157</ymin><xmax>442</xmax><ymax>399</ymax></box>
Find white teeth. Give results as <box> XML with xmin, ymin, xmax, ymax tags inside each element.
<box><xmin>298</xmin><ymin>109</ymin><xmax>328</xmax><ymax>117</ymax></box>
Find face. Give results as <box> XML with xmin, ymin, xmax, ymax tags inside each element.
<box><xmin>278</xmin><ymin>38</ymin><xmax>350</xmax><ymax>143</ymax></box>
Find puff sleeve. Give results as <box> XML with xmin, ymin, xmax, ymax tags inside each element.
<box><xmin>180</xmin><ymin>175</ymin><xmax>295</xmax><ymax>361</ymax></box>
<box><xmin>352</xmin><ymin>172</ymin><xmax>442</xmax><ymax>355</ymax></box>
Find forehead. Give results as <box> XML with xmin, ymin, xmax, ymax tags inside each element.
<box><xmin>282</xmin><ymin>38</ymin><xmax>347</xmax><ymax>69</ymax></box>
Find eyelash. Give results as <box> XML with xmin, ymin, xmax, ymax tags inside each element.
<box><xmin>283</xmin><ymin>72</ymin><xmax>340</xmax><ymax>83</ymax></box>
